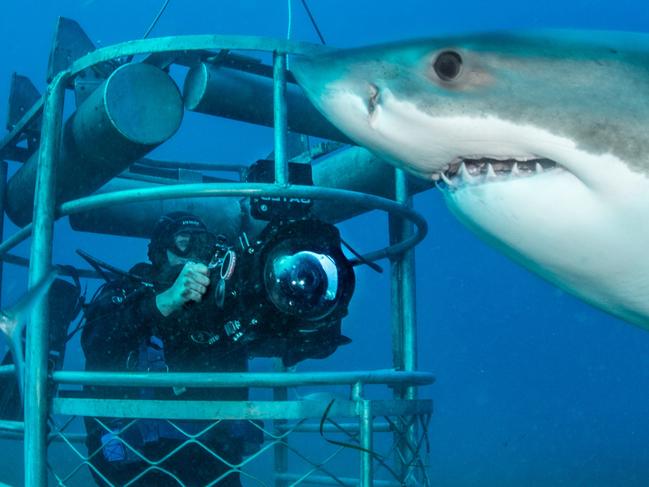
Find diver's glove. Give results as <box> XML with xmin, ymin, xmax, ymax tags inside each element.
<box><xmin>155</xmin><ymin>262</ymin><xmax>210</xmax><ymax>317</ymax></box>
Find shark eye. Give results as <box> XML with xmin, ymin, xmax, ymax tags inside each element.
<box><xmin>433</xmin><ymin>51</ymin><xmax>463</xmax><ymax>81</ymax></box>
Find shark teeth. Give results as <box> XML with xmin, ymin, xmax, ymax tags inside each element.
<box><xmin>458</xmin><ymin>162</ymin><xmax>473</xmax><ymax>183</ymax></box>
<box><xmin>486</xmin><ymin>163</ymin><xmax>497</xmax><ymax>181</ymax></box>
<box><xmin>440</xmin><ymin>172</ymin><xmax>455</xmax><ymax>186</ymax></box>
<box><xmin>438</xmin><ymin>157</ymin><xmax>557</xmax><ymax>189</ymax></box>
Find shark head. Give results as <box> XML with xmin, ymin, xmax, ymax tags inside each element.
<box><xmin>292</xmin><ymin>31</ymin><xmax>649</xmax><ymax>328</ymax></box>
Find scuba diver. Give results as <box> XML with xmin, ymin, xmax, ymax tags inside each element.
<box><xmin>81</xmin><ymin>211</ymin><xmax>260</xmax><ymax>487</ymax></box>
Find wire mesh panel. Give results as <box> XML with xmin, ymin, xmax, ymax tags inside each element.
<box><xmin>47</xmin><ymin>394</ymin><xmax>432</xmax><ymax>486</ymax></box>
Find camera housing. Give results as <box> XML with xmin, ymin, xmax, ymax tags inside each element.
<box><xmin>207</xmin><ymin>160</ymin><xmax>356</xmax><ymax>365</ymax></box>
<box><xmin>212</xmin><ymin>218</ymin><xmax>355</xmax><ymax>366</ymax></box>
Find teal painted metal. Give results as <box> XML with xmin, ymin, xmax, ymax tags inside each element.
<box><xmin>6</xmin><ymin>63</ymin><xmax>184</xmax><ymax>226</ymax></box>
<box><xmin>54</xmin><ymin>398</ymin><xmax>355</xmax><ymax>420</ymax></box>
<box><xmin>53</xmin><ymin>369</ymin><xmax>434</xmax><ymax>387</ymax></box>
<box><xmin>273</xmin><ymin>360</ymin><xmax>289</xmax><ymax>487</ymax></box>
<box><xmin>275</xmin><ymin>474</ymin><xmax>402</xmax><ymax>486</ymax></box>
<box><xmin>395</xmin><ymin>169</ymin><xmax>418</xmax><ymax>390</ymax></box>
<box><xmin>359</xmin><ymin>399</ymin><xmax>373</xmax><ymax>487</ymax></box>
<box><xmin>57</xmin><ymin>182</ymin><xmax>427</xmax><ymax>263</ymax></box>
<box><xmin>183</xmin><ymin>64</ymin><xmax>351</xmax><ymax>143</ymax></box>
<box><xmin>0</xmin><ymin>36</ymin><xmax>323</xmax><ymax>163</ymax></box>
<box><xmin>24</xmin><ymin>71</ymin><xmax>67</xmax><ymax>487</ymax></box>
<box><xmin>0</xmin><ymin>420</ymin><xmax>24</xmax><ymax>432</ymax></box>
<box><xmin>311</xmin><ymin>146</ymin><xmax>434</xmax><ymax>222</ymax></box>
<box><xmin>67</xmin><ymin>36</ymin><xmax>330</xmax><ymax>76</ymax></box>
<box><xmin>52</xmin><ymin>397</ymin><xmax>431</xmax><ymax>420</ymax></box>
<box><xmin>273</xmin><ymin>52</ymin><xmax>289</xmax><ymax>186</ymax></box>
<box><xmin>0</xmin><ymin>224</ymin><xmax>32</xmax><ymax>258</ymax></box>
<box><xmin>1</xmin><ymin>33</ymin><xmax>434</xmax><ymax>485</ymax></box>
<box><xmin>390</xmin><ymin>168</ymin><xmax>420</xmax><ymax>480</ymax></box>
<box><xmin>0</xmin><ymin>365</ymin><xmax>15</xmax><ymax>377</ymax></box>
<box><xmin>69</xmin><ymin>178</ymin><xmax>247</xmax><ymax>242</ymax></box>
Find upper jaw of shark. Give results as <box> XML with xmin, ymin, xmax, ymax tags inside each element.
<box><xmin>438</xmin><ymin>157</ymin><xmax>558</xmax><ymax>188</ymax></box>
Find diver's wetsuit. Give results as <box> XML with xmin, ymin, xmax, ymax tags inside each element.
<box><xmin>81</xmin><ymin>263</ymin><xmax>252</xmax><ymax>487</ymax></box>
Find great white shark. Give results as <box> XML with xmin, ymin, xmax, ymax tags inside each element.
<box><xmin>0</xmin><ymin>270</ymin><xmax>58</xmax><ymax>399</ymax></box>
<box><xmin>291</xmin><ymin>31</ymin><xmax>649</xmax><ymax>329</ymax></box>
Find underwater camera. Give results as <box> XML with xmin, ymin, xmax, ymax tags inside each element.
<box><xmin>208</xmin><ymin>160</ymin><xmax>356</xmax><ymax>366</ymax></box>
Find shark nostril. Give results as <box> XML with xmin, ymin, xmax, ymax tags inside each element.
<box><xmin>367</xmin><ymin>83</ymin><xmax>380</xmax><ymax>116</ymax></box>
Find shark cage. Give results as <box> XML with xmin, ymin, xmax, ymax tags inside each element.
<box><xmin>0</xmin><ymin>18</ymin><xmax>434</xmax><ymax>486</ymax></box>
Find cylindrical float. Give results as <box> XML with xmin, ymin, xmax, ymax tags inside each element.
<box><xmin>6</xmin><ymin>63</ymin><xmax>184</xmax><ymax>226</ymax></box>
<box><xmin>183</xmin><ymin>64</ymin><xmax>352</xmax><ymax>144</ymax></box>
<box><xmin>68</xmin><ymin>147</ymin><xmax>433</xmax><ymax>239</ymax></box>
<box><xmin>68</xmin><ymin>178</ymin><xmax>245</xmax><ymax>241</ymax></box>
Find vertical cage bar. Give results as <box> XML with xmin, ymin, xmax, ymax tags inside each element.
<box><xmin>273</xmin><ymin>359</ymin><xmax>289</xmax><ymax>487</ymax></box>
<box><xmin>389</xmin><ymin>168</ymin><xmax>419</xmax><ymax>481</ymax></box>
<box><xmin>389</xmin><ymin>169</ymin><xmax>418</xmax><ymax>385</ymax></box>
<box><xmin>0</xmin><ymin>161</ymin><xmax>8</xmax><ymax>309</ymax></box>
<box><xmin>395</xmin><ymin>169</ymin><xmax>417</xmax><ymax>387</ymax></box>
<box><xmin>24</xmin><ymin>72</ymin><xmax>66</xmax><ymax>487</ymax></box>
<box><xmin>273</xmin><ymin>51</ymin><xmax>289</xmax><ymax>185</ymax></box>
<box><xmin>359</xmin><ymin>400</ymin><xmax>373</xmax><ymax>487</ymax></box>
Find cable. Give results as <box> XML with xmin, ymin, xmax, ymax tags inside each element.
<box><xmin>286</xmin><ymin>0</ymin><xmax>294</xmax><ymax>70</ymax></box>
<box><xmin>287</xmin><ymin>0</ymin><xmax>294</xmax><ymax>41</ymax></box>
<box><xmin>143</xmin><ymin>0</ymin><xmax>172</xmax><ymax>39</ymax></box>
<box><xmin>300</xmin><ymin>0</ymin><xmax>326</xmax><ymax>45</ymax></box>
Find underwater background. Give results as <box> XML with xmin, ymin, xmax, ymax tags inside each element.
<box><xmin>1</xmin><ymin>0</ymin><xmax>649</xmax><ymax>485</ymax></box>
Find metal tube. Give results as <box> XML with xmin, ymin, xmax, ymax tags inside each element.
<box><xmin>69</xmin><ymin>147</ymin><xmax>433</xmax><ymax>239</ymax></box>
<box><xmin>278</xmin><ymin>422</ymin><xmax>392</xmax><ymax>434</ymax></box>
<box><xmin>273</xmin><ymin>360</ymin><xmax>289</xmax><ymax>487</ymax></box>
<box><xmin>275</xmin><ymin>473</ymin><xmax>401</xmax><ymax>486</ymax></box>
<box><xmin>25</xmin><ymin>71</ymin><xmax>66</xmax><ymax>487</ymax></box>
<box><xmin>359</xmin><ymin>400</ymin><xmax>373</xmax><ymax>487</ymax></box>
<box><xmin>69</xmin><ymin>36</ymin><xmax>328</xmax><ymax>75</ymax></box>
<box><xmin>390</xmin><ymin>168</ymin><xmax>419</xmax><ymax>481</ymax></box>
<box><xmin>0</xmin><ymin>364</ymin><xmax>15</xmax><ymax>376</ymax></box>
<box><xmin>273</xmin><ymin>52</ymin><xmax>289</xmax><ymax>186</ymax></box>
<box><xmin>0</xmin><ymin>419</ymin><xmax>24</xmax><ymax>433</ymax></box>
<box><xmin>53</xmin><ymin>369</ymin><xmax>435</xmax><ymax>388</ymax></box>
<box><xmin>5</xmin><ymin>63</ymin><xmax>184</xmax><ymax>226</ymax></box>
<box><xmin>183</xmin><ymin>65</ymin><xmax>351</xmax><ymax>144</ymax></box>
<box><xmin>58</xmin><ymin>182</ymin><xmax>428</xmax><ymax>263</ymax></box>
<box><xmin>0</xmin><ymin>224</ymin><xmax>32</xmax><ymax>258</ymax></box>
<box><xmin>69</xmin><ymin>178</ymin><xmax>245</xmax><ymax>241</ymax></box>
<box><xmin>311</xmin><ymin>147</ymin><xmax>433</xmax><ymax>223</ymax></box>
<box><xmin>395</xmin><ymin>169</ymin><xmax>418</xmax><ymax>385</ymax></box>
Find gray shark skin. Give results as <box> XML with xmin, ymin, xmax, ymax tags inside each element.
<box><xmin>0</xmin><ymin>270</ymin><xmax>58</xmax><ymax>399</ymax></box>
<box><xmin>292</xmin><ymin>31</ymin><xmax>649</xmax><ymax>329</ymax></box>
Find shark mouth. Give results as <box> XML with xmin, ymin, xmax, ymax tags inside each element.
<box><xmin>437</xmin><ymin>157</ymin><xmax>558</xmax><ymax>187</ymax></box>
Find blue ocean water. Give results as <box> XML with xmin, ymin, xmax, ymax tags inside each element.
<box><xmin>1</xmin><ymin>0</ymin><xmax>649</xmax><ymax>485</ymax></box>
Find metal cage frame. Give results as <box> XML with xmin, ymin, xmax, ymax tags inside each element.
<box><xmin>0</xmin><ymin>35</ymin><xmax>433</xmax><ymax>486</ymax></box>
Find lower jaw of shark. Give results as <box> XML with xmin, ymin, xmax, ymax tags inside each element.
<box><xmin>438</xmin><ymin>160</ymin><xmax>649</xmax><ymax>329</ymax></box>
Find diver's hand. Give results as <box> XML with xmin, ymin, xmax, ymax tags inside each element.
<box><xmin>155</xmin><ymin>262</ymin><xmax>210</xmax><ymax>317</ymax></box>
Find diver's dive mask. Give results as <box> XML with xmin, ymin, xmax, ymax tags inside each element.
<box><xmin>166</xmin><ymin>230</ymin><xmax>217</xmax><ymax>264</ymax></box>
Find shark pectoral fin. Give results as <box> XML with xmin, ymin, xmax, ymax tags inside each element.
<box><xmin>2</xmin><ymin>268</ymin><xmax>59</xmax><ymax>339</ymax></box>
<box><xmin>0</xmin><ymin>269</ymin><xmax>59</xmax><ymax>401</ymax></box>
